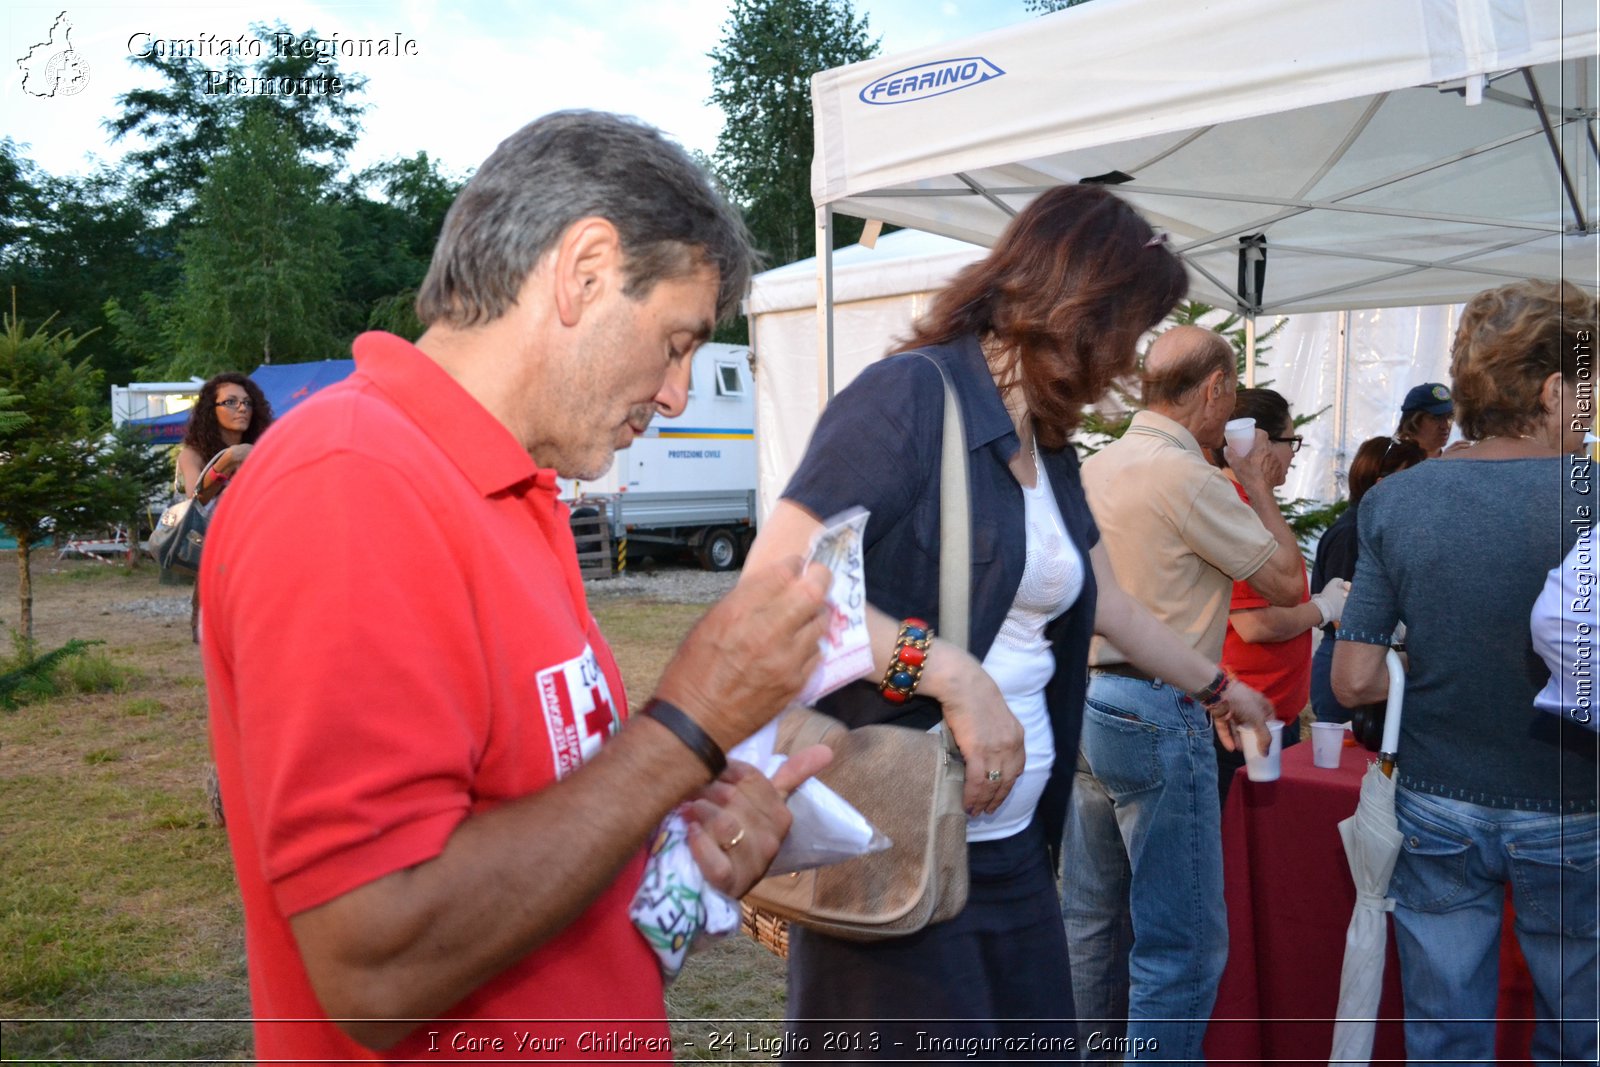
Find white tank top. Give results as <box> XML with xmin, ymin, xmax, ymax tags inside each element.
<box><xmin>964</xmin><ymin>457</ymin><xmax>1085</xmax><ymax>842</ymax></box>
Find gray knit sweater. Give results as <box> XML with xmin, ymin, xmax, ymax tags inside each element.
<box><xmin>1339</xmin><ymin>454</ymin><xmax>1598</xmax><ymax>813</ymax></box>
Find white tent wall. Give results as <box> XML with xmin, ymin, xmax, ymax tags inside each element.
<box><xmin>751</xmin><ymin>234</ymin><xmax>1463</xmax><ymax>519</ymax></box>
<box><xmin>1262</xmin><ymin>305</ymin><xmax>1460</xmax><ymax>504</ymax></box>
<box><xmin>749</xmin><ymin>229</ymin><xmax>985</xmax><ymax>520</ymax></box>
<box><xmin>754</xmin><ymin>294</ymin><xmax>932</xmax><ymax>521</ymax></box>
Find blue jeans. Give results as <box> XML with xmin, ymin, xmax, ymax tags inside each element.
<box><xmin>1390</xmin><ymin>787</ymin><xmax>1599</xmax><ymax>1065</ymax></box>
<box><xmin>1309</xmin><ymin>637</ymin><xmax>1348</xmax><ymax>723</ymax></box>
<box><xmin>1062</xmin><ymin>673</ymin><xmax>1227</xmax><ymax>1067</ymax></box>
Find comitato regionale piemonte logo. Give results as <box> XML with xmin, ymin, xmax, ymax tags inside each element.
<box><xmin>18</xmin><ymin>10</ymin><xmax>90</xmax><ymax>98</ymax></box>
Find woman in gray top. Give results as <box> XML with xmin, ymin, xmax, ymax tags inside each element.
<box><xmin>1333</xmin><ymin>279</ymin><xmax>1598</xmax><ymax>1064</ymax></box>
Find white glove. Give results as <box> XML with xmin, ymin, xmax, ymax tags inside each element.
<box><xmin>1311</xmin><ymin>579</ymin><xmax>1350</xmax><ymax>628</ymax></box>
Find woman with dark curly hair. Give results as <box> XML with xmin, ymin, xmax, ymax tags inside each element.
<box><xmin>176</xmin><ymin>373</ymin><xmax>274</xmax><ymax>652</ymax></box>
<box><xmin>178</xmin><ymin>372</ymin><xmax>274</xmax><ymax>503</ymax></box>
<box><xmin>743</xmin><ymin>184</ymin><xmax>1273</xmax><ymax>1054</ymax></box>
<box><xmin>1334</xmin><ymin>279</ymin><xmax>1598</xmax><ymax>1063</ymax></box>
<box><xmin>179</xmin><ymin>372</ymin><xmax>275</xmax><ymax>823</ymax></box>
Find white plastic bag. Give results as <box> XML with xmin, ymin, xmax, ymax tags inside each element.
<box><xmin>729</xmin><ymin>714</ymin><xmax>890</xmax><ymax>876</ymax></box>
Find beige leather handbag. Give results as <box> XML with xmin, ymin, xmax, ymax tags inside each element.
<box><xmin>741</xmin><ymin>359</ymin><xmax>972</xmax><ymax>941</ymax></box>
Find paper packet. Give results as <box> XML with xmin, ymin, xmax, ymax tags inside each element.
<box><xmin>797</xmin><ymin>507</ymin><xmax>874</xmax><ymax>705</ymax></box>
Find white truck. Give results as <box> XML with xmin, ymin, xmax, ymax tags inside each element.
<box><xmin>563</xmin><ymin>343</ymin><xmax>758</xmax><ymax>572</ymax></box>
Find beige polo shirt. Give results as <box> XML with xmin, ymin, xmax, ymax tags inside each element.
<box><xmin>1083</xmin><ymin>410</ymin><xmax>1277</xmax><ymax>665</ymax></box>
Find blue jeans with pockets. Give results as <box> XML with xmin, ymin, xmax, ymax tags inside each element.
<box><xmin>1062</xmin><ymin>672</ymin><xmax>1227</xmax><ymax>1067</ymax></box>
<box><xmin>1390</xmin><ymin>787</ymin><xmax>1599</xmax><ymax>1065</ymax></box>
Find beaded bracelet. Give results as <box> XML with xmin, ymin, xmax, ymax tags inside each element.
<box><xmin>1191</xmin><ymin>667</ymin><xmax>1235</xmax><ymax>710</ymax></box>
<box><xmin>880</xmin><ymin>617</ymin><xmax>934</xmax><ymax>704</ymax></box>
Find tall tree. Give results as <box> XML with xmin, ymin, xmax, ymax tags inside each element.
<box><xmin>156</xmin><ymin>110</ymin><xmax>347</xmax><ymax>376</ymax></box>
<box><xmin>0</xmin><ymin>148</ymin><xmax>170</xmax><ymax>386</ymax></box>
<box><xmin>709</xmin><ymin>0</ymin><xmax>879</xmax><ymax>271</ymax></box>
<box><xmin>106</xmin><ymin>23</ymin><xmax>368</xmax><ymax>219</ymax></box>
<box><xmin>332</xmin><ymin>152</ymin><xmax>464</xmax><ymax>342</ymax></box>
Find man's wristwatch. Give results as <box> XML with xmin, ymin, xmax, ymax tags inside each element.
<box><xmin>1191</xmin><ymin>668</ymin><xmax>1234</xmax><ymax>710</ymax></box>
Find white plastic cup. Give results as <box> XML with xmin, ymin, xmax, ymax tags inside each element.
<box><xmin>1241</xmin><ymin>719</ymin><xmax>1284</xmax><ymax>782</ymax></box>
<box><xmin>1225</xmin><ymin>417</ymin><xmax>1257</xmax><ymax>457</ymax></box>
<box><xmin>1311</xmin><ymin>721</ymin><xmax>1345</xmax><ymax>769</ymax></box>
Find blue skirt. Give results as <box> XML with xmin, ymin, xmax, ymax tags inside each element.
<box><xmin>785</xmin><ymin>820</ymin><xmax>1077</xmax><ymax>1061</ymax></box>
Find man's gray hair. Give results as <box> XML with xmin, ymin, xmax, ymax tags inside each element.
<box><xmin>416</xmin><ymin>111</ymin><xmax>754</xmax><ymax>327</ymax></box>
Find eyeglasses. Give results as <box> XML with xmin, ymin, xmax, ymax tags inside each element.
<box><xmin>1268</xmin><ymin>434</ymin><xmax>1304</xmax><ymax>454</ymax></box>
<box><xmin>216</xmin><ymin>397</ymin><xmax>253</xmax><ymax>411</ymax></box>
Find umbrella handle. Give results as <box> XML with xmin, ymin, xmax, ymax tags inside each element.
<box><xmin>1380</xmin><ymin>648</ymin><xmax>1404</xmax><ymax>776</ymax></box>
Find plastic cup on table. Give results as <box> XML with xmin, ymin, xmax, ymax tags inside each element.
<box><xmin>1224</xmin><ymin>417</ymin><xmax>1257</xmax><ymax>456</ymax></box>
<box><xmin>1310</xmin><ymin>721</ymin><xmax>1345</xmax><ymax>769</ymax></box>
<box><xmin>1240</xmin><ymin>719</ymin><xmax>1284</xmax><ymax>781</ymax></box>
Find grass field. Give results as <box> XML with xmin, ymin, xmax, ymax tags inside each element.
<box><xmin>0</xmin><ymin>554</ymin><xmax>786</xmax><ymax>1063</ymax></box>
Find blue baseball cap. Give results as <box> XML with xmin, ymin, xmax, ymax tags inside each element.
<box><xmin>1400</xmin><ymin>382</ymin><xmax>1453</xmax><ymax>416</ymax></box>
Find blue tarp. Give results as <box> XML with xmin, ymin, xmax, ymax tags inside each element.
<box><xmin>127</xmin><ymin>360</ymin><xmax>356</xmax><ymax>444</ymax></box>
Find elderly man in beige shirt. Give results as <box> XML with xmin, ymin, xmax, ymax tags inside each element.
<box><xmin>1062</xmin><ymin>325</ymin><xmax>1304</xmax><ymax>1065</ymax></box>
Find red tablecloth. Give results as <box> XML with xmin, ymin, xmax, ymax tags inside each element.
<box><xmin>1204</xmin><ymin>739</ymin><xmax>1534</xmax><ymax>1064</ymax></box>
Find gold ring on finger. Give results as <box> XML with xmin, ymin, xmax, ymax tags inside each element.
<box><xmin>721</xmin><ymin>827</ymin><xmax>746</xmax><ymax>851</ymax></box>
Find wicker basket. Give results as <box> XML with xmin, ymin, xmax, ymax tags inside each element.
<box><xmin>740</xmin><ymin>902</ymin><xmax>790</xmax><ymax>959</ymax></box>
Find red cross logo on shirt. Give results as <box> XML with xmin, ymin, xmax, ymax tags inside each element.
<box><xmin>583</xmin><ymin>685</ymin><xmax>618</xmax><ymax>740</ymax></box>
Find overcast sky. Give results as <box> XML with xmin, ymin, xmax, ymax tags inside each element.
<box><xmin>5</xmin><ymin>1</ymin><xmax>1030</xmax><ymax>181</ymax></box>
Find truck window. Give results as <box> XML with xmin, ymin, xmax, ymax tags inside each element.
<box><xmin>715</xmin><ymin>362</ymin><xmax>745</xmax><ymax>398</ymax></box>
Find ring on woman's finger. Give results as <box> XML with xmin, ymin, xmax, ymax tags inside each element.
<box><xmin>986</xmin><ymin>769</ymin><xmax>1003</xmax><ymax>783</ymax></box>
<box><xmin>721</xmin><ymin>827</ymin><xmax>746</xmax><ymax>852</ymax></box>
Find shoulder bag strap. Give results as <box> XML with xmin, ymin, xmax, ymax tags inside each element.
<box><xmin>922</xmin><ymin>355</ymin><xmax>971</xmax><ymax>760</ymax></box>
<box><xmin>190</xmin><ymin>450</ymin><xmax>230</xmax><ymax>503</ymax></box>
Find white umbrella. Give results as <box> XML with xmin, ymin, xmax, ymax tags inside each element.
<box><xmin>1329</xmin><ymin>649</ymin><xmax>1406</xmax><ymax>1066</ymax></box>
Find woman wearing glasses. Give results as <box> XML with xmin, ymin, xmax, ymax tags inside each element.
<box><xmin>178</xmin><ymin>372</ymin><xmax>275</xmax><ymax>502</ymax></box>
<box><xmin>177</xmin><ymin>373</ymin><xmax>275</xmax><ymax>643</ymax></box>
<box><xmin>180</xmin><ymin>372</ymin><xmax>275</xmax><ymax>822</ymax></box>
<box><xmin>1209</xmin><ymin>388</ymin><xmax>1342</xmax><ymax>801</ymax></box>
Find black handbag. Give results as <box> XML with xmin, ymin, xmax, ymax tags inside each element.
<box><xmin>150</xmin><ymin>453</ymin><xmax>224</xmax><ymax>576</ymax></box>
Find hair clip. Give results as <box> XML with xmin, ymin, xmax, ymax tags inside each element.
<box><xmin>1144</xmin><ymin>232</ymin><xmax>1170</xmax><ymax>249</ymax></box>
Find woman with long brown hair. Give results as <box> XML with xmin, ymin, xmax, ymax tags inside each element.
<box><xmin>743</xmin><ymin>184</ymin><xmax>1273</xmax><ymax>1052</ymax></box>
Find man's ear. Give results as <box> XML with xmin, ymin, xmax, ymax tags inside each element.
<box><xmin>551</xmin><ymin>218</ymin><xmax>623</xmax><ymax>329</ymax></box>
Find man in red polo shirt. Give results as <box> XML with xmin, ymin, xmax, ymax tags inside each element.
<box><xmin>200</xmin><ymin>111</ymin><xmax>832</xmax><ymax>1061</ymax></box>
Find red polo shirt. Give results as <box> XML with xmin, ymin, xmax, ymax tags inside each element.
<box><xmin>1221</xmin><ymin>481</ymin><xmax>1312</xmax><ymax>725</ymax></box>
<box><xmin>202</xmin><ymin>332</ymin><xmax>668</xmax><ymax>1061</ymax></box>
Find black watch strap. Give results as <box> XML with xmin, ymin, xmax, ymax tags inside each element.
<box><xmin>641</xmin><ymin>698</ymin><xmax>726</xmax><ymax>778</ymax></box>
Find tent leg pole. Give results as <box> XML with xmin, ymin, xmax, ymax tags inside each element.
<box><xmin>1244</xmin><ymin>314</ymin><xmax>1258</xmax><ymax>388</ymax></box>
<box><xmin>815</xmin><ymin>206</ymin><xmax>836</xmax><ymax>407</ymax></box>
<box><xmin>1334</xmin><ymin>310</ymin><xmax>1350</xmax><ymax>499</ymax></box>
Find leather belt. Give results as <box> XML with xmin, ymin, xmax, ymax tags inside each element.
<box><xmin>1090</xmin><ymin>663</ymin><xmax>1158</xmax><ymax>683</ymax></box>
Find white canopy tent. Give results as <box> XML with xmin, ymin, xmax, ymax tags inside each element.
<box><xmin>807</xmin><ymin>0</ymin><xmax>1597</xmax><ymax>386</ymax></box>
